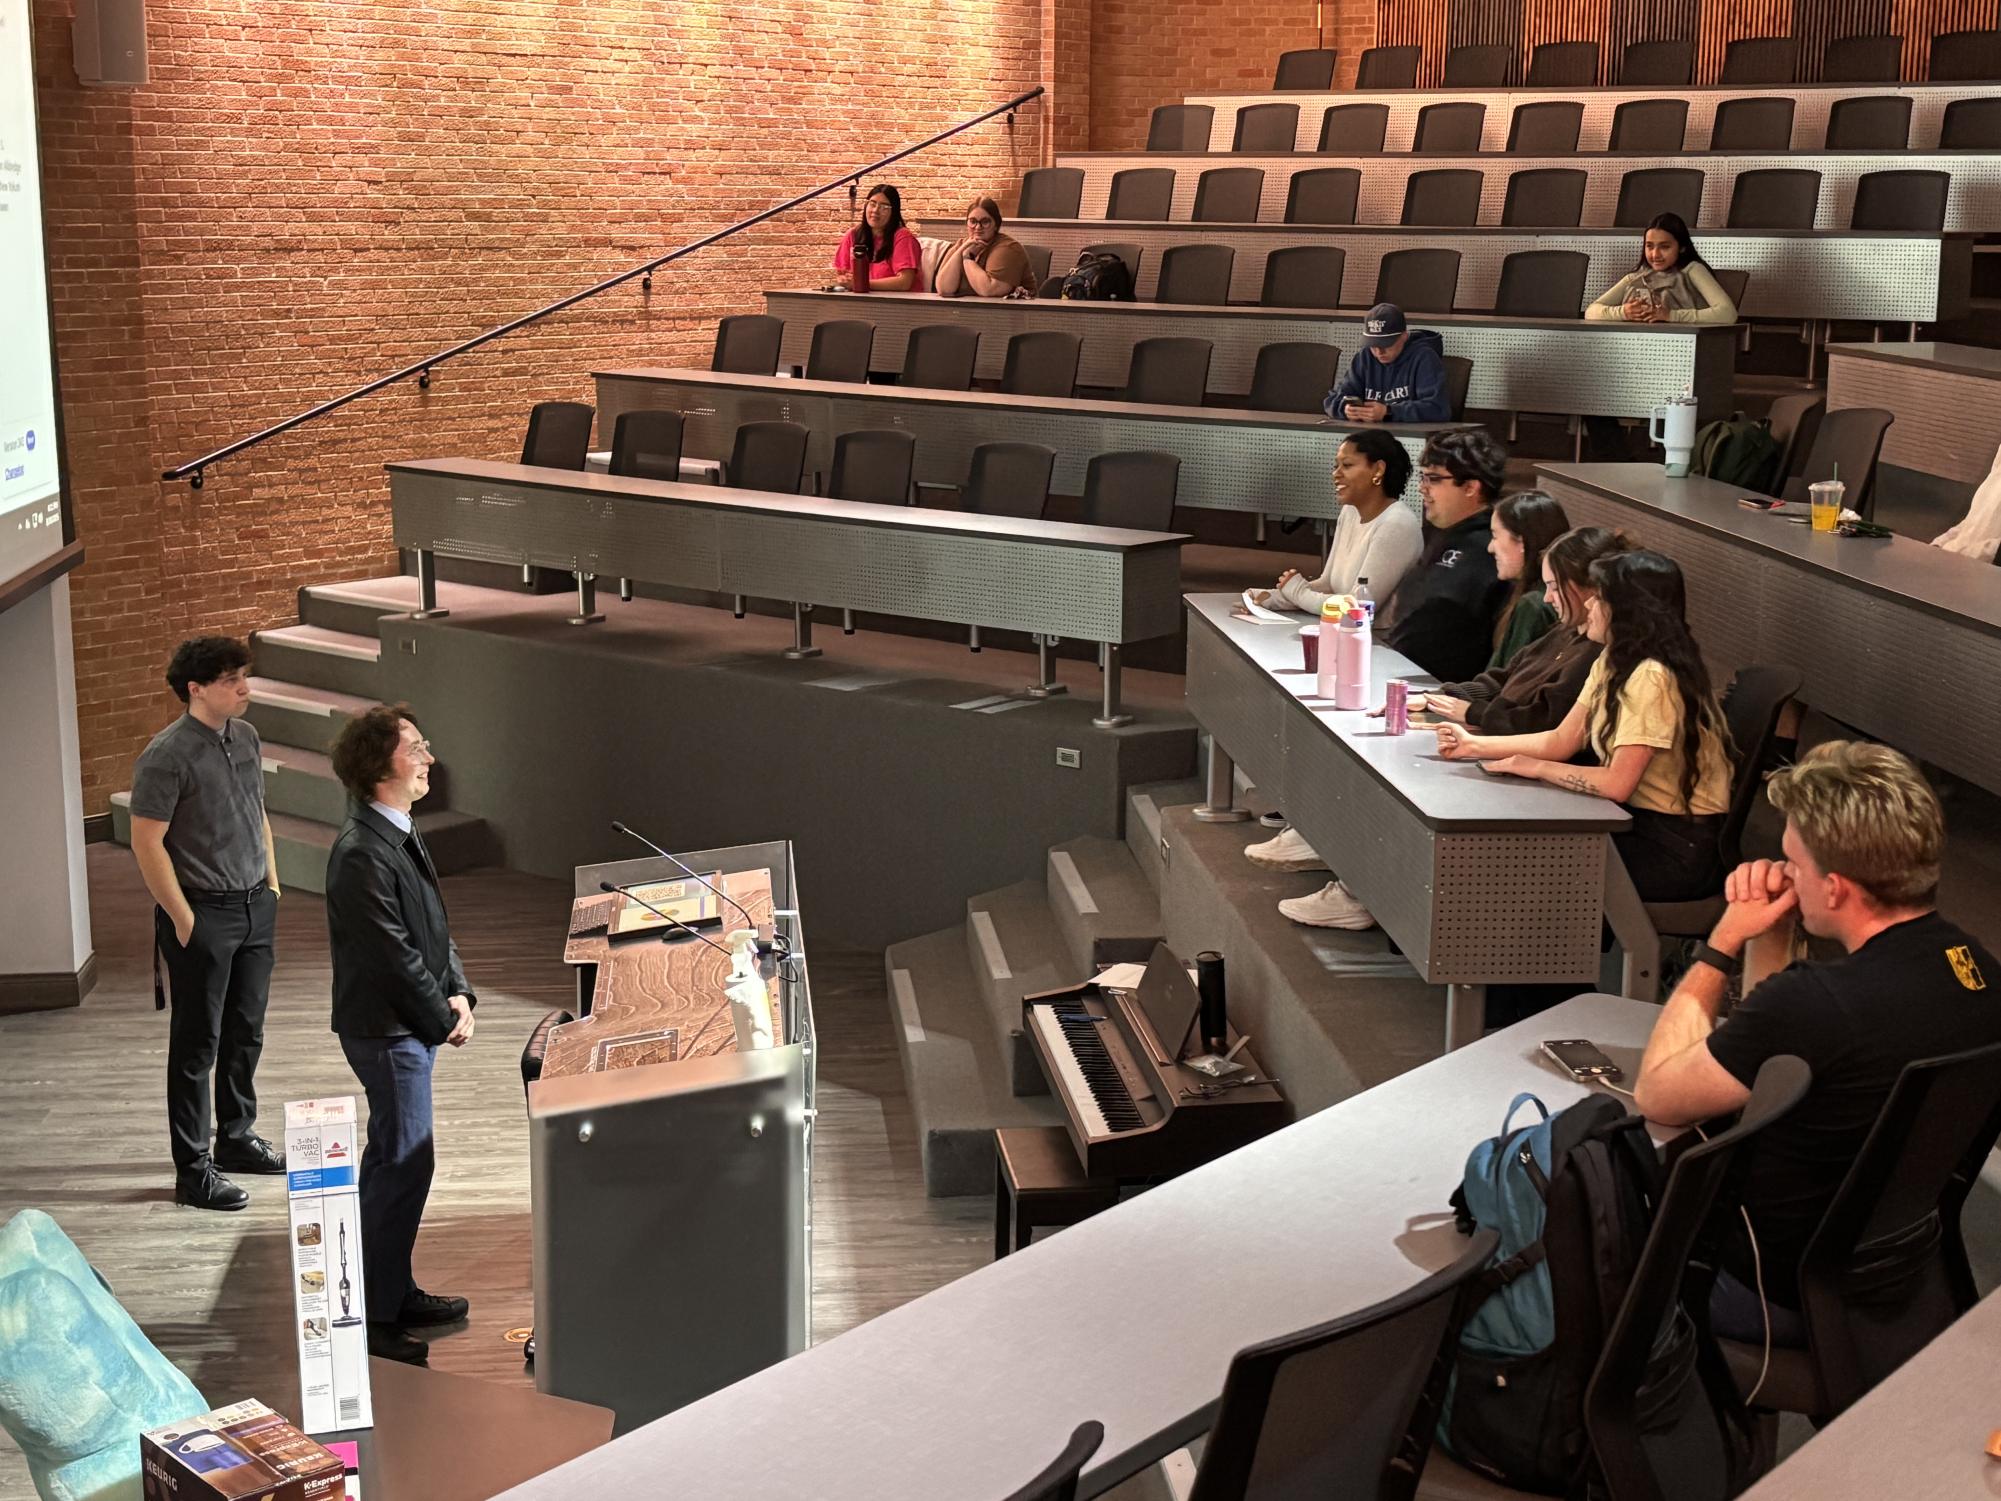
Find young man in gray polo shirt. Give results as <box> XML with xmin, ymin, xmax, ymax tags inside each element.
<box><xmin>130</xmin><ymin>636</ymin><xmax>285</xmax><ymax>1210</ymax></box>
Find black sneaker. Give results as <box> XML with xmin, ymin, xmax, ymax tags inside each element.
<box><xmin>397</xmin><ymin>1289</ymin><xmax>470</xmax><ymax>1328</ymax></box>
<box><xmin>367</xmin><ymin>1323</ymin><xmax>429</xmax><ymax>1365</ymax></box>
<box><xmin>175</xmin><ymin>1165</ymin><xmax>249</xmax><ymax>1211</ymax></box>
<box><xmin>214</xmin><ymin>1135</ymin><xmax>286</xmax><ymax>1175</ymax></box>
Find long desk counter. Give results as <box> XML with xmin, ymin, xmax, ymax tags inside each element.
<box><xmin>1185</xmin><ymin>593</ymin><xmax>1628</xmax><ymax>1049</ymax></box>
<box><xmin>1185</xmin><ymin>82</ymin><xmax>2001</xmax><ymax>155</ymax></box>
<box><xmin>1056</xmin><ymin>149</ymin><xmax>2001</xmax><ymax>233</ymax></box>
<box><xmin>592</xmin><ymin>365</ymin><xmax>1460</xmax><ymax>523</ymax></box>
<box><xmin>761</xmin><ymin>290</ymin><xmax>1737</xmax><ymax>422</ymax></box>
<box><xmin>920</xmin><ymin>219</ymin><xmax>1969</xmax><ymax>326</ymax></box>
<box><xmin>489</xmin><ymin>991</ymin><xmax>1660</xmax><ymax>1501</ymax></box>
<box><xmin>1828</xmin><ymin>340</ymin><xmax>2001</xmax><ymax>489</ymax></box>
<box><xmin>1537</xmin><ymin>463</ymin><xmax>2001</xmax><ymax>797</ymax></box>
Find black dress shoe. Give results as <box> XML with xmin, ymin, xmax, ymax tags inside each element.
<box><xmin>366</xmin><ymin>1323</ymin><xmax>429</xmax><ymax>1365</ymax></box>
<box><xmin>175</xmin><ymin>1165</ymin><xmax>250</xmax><ymax>1211</ymax></box>
<box><xmin>397</xmin><ymin>1289</ymin><xmax>470</xmax><ymax>1328</ymax></box>
<box><xmin>214</xmin><ymin>1135</ymin><xmax>287</xmax><ymax>1175</ymax></box>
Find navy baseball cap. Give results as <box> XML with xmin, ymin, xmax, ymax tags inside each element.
<box><xmin>1361</xmin><ymin>303</ymin><xmax>1408</xmax><ymax>348</ymax></box>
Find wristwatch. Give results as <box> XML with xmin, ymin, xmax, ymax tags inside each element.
<box><xmin>1693</xmin><ymin>941</ymin><xmax>1741</xmax><ymax>978</ymax></box>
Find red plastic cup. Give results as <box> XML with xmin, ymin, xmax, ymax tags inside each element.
<box><xmin>1300</xmin><ymin>625</ymin><xmax>1320</xmax><ymax>673</ymax></box>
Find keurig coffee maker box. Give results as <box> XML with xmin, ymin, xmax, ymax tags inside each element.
<box><xmin>141</xmin><ymin>1400</ymin><xmax>343</xmax><ymax>1501</ymax></box>
<box><xmin>285</xmin><ymin>1097</ymin><xmax>373</xmax><ymax>1432</ymax></box>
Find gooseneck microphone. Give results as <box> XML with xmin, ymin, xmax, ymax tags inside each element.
<box><xmin>610</xmin><ymin>820</ymin><xmax>787</xmax><ymax>958</ymax></box>
<box><xmin>598</xmin><ymin>880</ymin><xmax>735</xmax><ymax>957</ymax></box>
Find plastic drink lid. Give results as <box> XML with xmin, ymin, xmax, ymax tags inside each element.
<box><xmin>1320</xmin><ymin>600</ymin><xmax>1344</xmax><ymax>619</ymax></box>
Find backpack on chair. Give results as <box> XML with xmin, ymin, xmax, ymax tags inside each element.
<box><xmin>1692</xmin><ymin>415</ymin><xmax>1782</xmax><ymax>494</ymax></box>
<box><xmin>1061</xmin><ymin>252</ymin><xmax>1136</xmax><ymax>302</ymax></box>
<box><xmin>1436</xmin><ymin>1092</ymin><xmax>1662</xmax><ymax>1493</ymax></box>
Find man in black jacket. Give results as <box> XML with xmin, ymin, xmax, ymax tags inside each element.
<box><xmin>1380</xmin><ymin>429</ymin><xmax>1512</xmax><ymax>685</ymax></box>
<box><xmin>326</xmin><ymin>705</ymin><xmax>475</xmax><ymax>1365</ymax></box>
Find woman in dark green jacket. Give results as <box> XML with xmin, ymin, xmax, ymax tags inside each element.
<box><xmin>1484</xmin><ymin>491</ymin><xmax>1571</xmax><ymax>670</ymax></box>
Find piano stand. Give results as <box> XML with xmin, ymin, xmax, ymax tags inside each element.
<box><xmin>993</xmin><ymin>1127</ymin><xmax>1119</xmax><ymax>1260</ymax></box>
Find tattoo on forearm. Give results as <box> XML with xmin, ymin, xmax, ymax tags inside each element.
<box><xmin>1555</xmin><ymin>772</ymin><xmax>1599</xmax><ymax>794</ymax></box>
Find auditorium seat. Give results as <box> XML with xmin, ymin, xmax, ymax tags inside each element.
<box><xmin>1001</xmin><ymin>1421</ymin><xmax>1101</xmax><ymax>1501</ymax></box>
<box><xmin>1081</xmin><ymin>451</ymin><xmax>1180</xmax><ymax>532</ymax></box>
<box><xmin>712</xmin><ymin>314</ymin><xmax>783</xmax><ymax>376</ymax></box>
<box><xmin>1441</xmin><ymin>355</ymin><xmax>1473</xmax><ymax>420</ymax></box>
<box><xmin>1232</xmin><ymin>103</ymin><xmax>1300</xmax><ymax>153</ymax></box>
<box><xmin>1355</xmin><ymin>45</ymin><xmax>1421</xmax><ymax>89</ymax></box>
<box><xmin>1782</xmin><ymin>407</ymin><xmax>1894</xmax><ymax>517</ymax></box>
<box><xmin>725</xmin><ymin>420</ymin><xmax>808</xmax><ymax>494</ymax></box>
<box><xmin>1720</xmin><ymin>35</ymin><xmax>1796</xmax><ymax>85</ymax></box>
<box><xmin>1765</xmin><ymin>391</ymin><xmax>1824</xmax><ymax>491</ymax></box>
<box><xmin>1248</xmin><ymin>343</ymin><xmax>1342</xmax><ymax>414</ymax></box>
<box><xmin>1155</xmin><ymin>244</ymin><xmax>1234</xmax><ymax>306</ymax></box>
<box><xmin>1615</xmin><ymin>167</ymin><xmax>1705</xmax><ymax>228</ymax></box>
<box><xmin>1825</xmin><ymin>94</ymin><xmax>1912</xmax><ymax>150</ymax></box>
<box><xmin>1493</xmin><ymin>250</ymin><xmax>1588</xmax><ymax>319</ymax></box>
<box><xmin>1121</xmin><ymin>337</ymin><xmax>1213</xmax><ymax>407</ymax></box>
<box><xmin>1507</xmin><ymin>100</ymin><xmax>1583</xmax><ymax>154</ymax></box>
<box><xmin>1259</xmin><ymin>246</ymin><xmax>1346</xmax><ymax>310</ymax></box>
<box><xmin>1710</xmin><ymin>96</ymin><xmax>1795</xmax><ymax>151</ymax></box>
<box><xmin>1018</xmin><ymin>167</ymin><xmax>1084</xmax><ymax>220</ymax></box>
<box><xmin>607</xmin><ymin>410</ymin><xmax>684</xmax><ymax>483</ymax></box>
<box><xmin>1527</xmin><ymin>40</ymin><xmax>1598</xmax><ymax>87</ymax></box>
<box><xmin>1273</xmin><ymin>47</ymin><xmax>1337</xmax><ymax>90</ymax></box>
<box><xmin>1413</xmin><ymin>101</ymin><xmax>1486</xmax><ymax>154</ymax></box>
<box><xmin>520</xmin><ymin>401</ymin><xmax>594</xmax><ymax>470</ymax></box>
<box><xmin>826</xmin><ymin>428</ymin><xmax>915</xmax><ymax>506</ymax></box>
<box><xmin>804</xmin><ymin>319</ymin><xmax>874</xmax><ymax>383</ymax></box>
<box><xmin>959</xmin><ymin>442</ymin><xmax>1055</xmax><ymax>521</ymax></box>
<box><xmin>1375</xmin><ymin>248</ymin><xmax>1459</xmax><ymax>313</ymax></box>
<box><xmin>1620</xmin><ymin>38</ymin><xmax>1693</xmax><ymax>86</ymax></box>
<box><xmin>1941</xmin><ymin>97</ymin><xmax>2001</xmax><ymax>148</ymax></box>
<box><xmin>1106</xmin><ymin>168</ymin><xmax>1174</xmax><ymax>222</ymax></box>
<box><xmin>1191</xmin><ymin>167</ymin><xmax>1264</xmax><ymax>224</ymax></box>
<box><xmin>1929</xmin><ymin>29</ymin><xmax>2001</xmax><ymax>83</ymax></box>
<box><xmin>1711</xmin><ymin>266</ymin><xmax>1751</xmax><ymax>317</ymax></box>
<box><xmin>1284</xmin><ymin>167</ymin><xmax>1361</xmax><ymax>225</ymax></box>
<box><xmin>1821</xmin><ymin>33</ymin><xmax>1901</xmax><ymax>83</ymax></box>
<box><xmin>1145</xmin><ymin>104</ymin><xmax>1214</xmax><ymax>152</ymax></box>
<box><xmin>1001</xmin><ymin>331</ymin><xmax>1082</xmax><ymax>399</ymax></box>
<box><xmin>1080</xmin><ymin>242</ymin><xmax>1144</xmax><ymax>286</ymax></box>
<box><xmin>1443</xmin><ymin>44</ymin><xmax>1511</xmax><ymax>88</ymax></box>
<box><xmin>1609</xmin><ymin>98</ymin><xmax>1688</xmax><ymax>153</ymax></box>
<box><xmin>1728</xmin><ymin>169</ymin><xmax>1821</xmax><ymax>230</ymax></box>
<box><xmin>1401</xmin><ymin>169</ymin><xmax>1484</xmax><ymax>227</ymax></box>
<box><xmin>1850</xmin><ymin>169</ymin><xmax>1951</xmax><ymax>231</ymax></box>
<box><xmin>1502</xmin><ymin>167</ymin><xmax>1587</xmax><ymax>227</ymax></box>
<box><xmin>1021</xmin><ymin>244</ymin><xmax>1053</xmax><ymax>287</ymax></box>
<box><xmin>1318</xmin><ymin>103</ymin><xmax>1389</xmax><ymax>154</ymax></box>
<box><xmin>902</xmin><ymin>324</ymin><xmax>979</xmax><ymax>391</ymax></box>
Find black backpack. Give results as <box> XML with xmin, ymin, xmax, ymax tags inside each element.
<box><xmin>1692</xmin><ymin>414</ymin><xmax>1783</xmax><ymax>494</ymax></box>
<box><xmin>1060</xmin><ymin>252</ymin><xmax>1135</xmax><ymax>302</ymax></box>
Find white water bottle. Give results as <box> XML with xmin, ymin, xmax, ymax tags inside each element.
<box><xmin>1354</xmin><ymin>577</ymin><xmax>1375</xmax><ymax>624</ymax></box>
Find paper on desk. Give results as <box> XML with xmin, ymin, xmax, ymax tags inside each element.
<box><xmin>1095</xmin><ymin>962</ymin><xmax>1148</xmax><ymax>991</ymax></box>
<box><xmin>1239</xmin><ymin>590</ymin><xmax>1297</xmax><ymax>624</ymax></box>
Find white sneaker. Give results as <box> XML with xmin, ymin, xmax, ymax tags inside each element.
<box><xmin>1278</xmin><ymin>879</ymin><xmax>1377</xmax><ymax>930</ymax></box>
<box><xmin>1244</xmin><ymin>825</ymin><xmax>1329</xmax><ymax>872</ymax></box>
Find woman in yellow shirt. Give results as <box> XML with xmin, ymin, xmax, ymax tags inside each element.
<box><xmin>1434</xmin><ymin>550</ymin><xmax>1734</xmax><ymax>901</ymax></box>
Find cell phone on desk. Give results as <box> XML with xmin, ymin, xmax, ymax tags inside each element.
<box><xmin>1542</xmin><ymin>1038</ymin><xmax>1623</xmax><ymax>1083</ymax></box>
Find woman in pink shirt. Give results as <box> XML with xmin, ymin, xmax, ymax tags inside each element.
<box><xmin>833</xmin><ymin>184</ymin><xmax>922</xmax><ymax>291</ymax></box>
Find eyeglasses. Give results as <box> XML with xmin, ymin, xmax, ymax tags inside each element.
<box><xmin>1418</xmin><ymin>469</ymin><xmax>1456</xmax><ymax>486</ymax></box>
<box><xmin>403</xmin><ymin>739</ymin><xmax>435</xmax><ymax>763</ymax></box>
<box><xmin>967</xmin><ymin>215</ymin><xmax>996</xmax><ymax>227</ymax></box>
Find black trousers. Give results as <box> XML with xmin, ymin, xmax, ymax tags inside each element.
<box><xmin>157</xmin><ymin>887</ymin><xmax>277</xmax><ymax>1172</ymax></box>
<box><xmin>1616</xmin><ymin>809</ymin><xmax>1726</xmax><ymax>904</ymax></box>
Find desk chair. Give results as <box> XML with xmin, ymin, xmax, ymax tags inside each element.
<box><xmin>1781</xmin><ymin>407</ymin><xmax>1893</xmax><ymax>518</ymax></box>
<box><xmin>903</xmin><ymin>323</ymin><xmax>980</xmax><ymax>391</ymax></box>
<box><xmin>1850</xmin><ymin>169</ymin><xmax>1950</xmax><ymax>232</ymax></box>
<box><xmin>1527</xmin><ymin>41</ymin><xmax>1599</xmax><ymax>87</ymax></box>
<box><xmin>1614</xmin><ymin>168</ymin><xmax>1704</xmax><ymax>229</ymax></box>
<box><xmin>1610</xmin><ymin>98</ymin><xmax>1688</xmax><ymax>153</ymax></box>
<box><xmin>1002</xmin><ymin>1421</ymin><xmax>1103</xmax><ymax>1501</ymax></box>
<box><xmin>1620</xmin><ymin>39</ymin><xmax>1693</xmax><ymax>86</ymax></box>
<box><xmin>1727</xmin><ymin>170</ymin><xmax>1821</xmax><ymax>231</ymax></box>
<box><xmin>1107</xmin><ymin>168</ymin><xmax>1175</xmax><ymax>222</ymax></box>
<box><xmin>1248</xmin><ymin>342</ymin><xmax>1341</xmax><ymax>415</ymax></box>
<box><xmin>1121</xmin><ymin>337</ymin><xmax>1212</xmax><ymax>407</ymax></box>
<box><xmin>725</xmin><ymin>419</ymin><xmax>808</xmax><ymax>495</ymax></box>
<box><xmin>1444</xmin><ymin>44</ymin><xmax>1511</xmax><ymax>88</ymax></box>
<box><xmin>1719</xmin><ymin>1041</ymin><xmax>2001</xmax><ymax>1422</ymax></box>
<box><xmin>1825</xmin><ymin>94</ymin><xmax>1912</xmax><ymax>151</ymax></box>
<box><xmin>1191</xmin><ymin>167</ymin><xmax>1264</xmax><ymax>224</ymax></box>
<box><xmin>1317</xmin><ymin>103</ymin><xmax>1388</xmax><ymax>154</ymax></box>
<box><xmin>1764</xmin><ymin>392</ymin><xmax>1823</xmax><ymax>492</ymax></box>
<box><xmin>1501</xmin><ymin>167</ymin><xmax>1587</xmax><ymax>227</ymax></box>
<box><xmin>1494</xmin><ymin>250</ymin><xmax>1587</xmax><ymax>319</ymax></box>
<box><xmin>520</xmin><ymin>402</ymin><xmax>594</xmax><ymax>470</ymax></box>
<box><xmin>1442</xmin><ymin>356</ymin><xmax>1473</xmax><ymax>421</ymax></box>
<box><xmin>1232</xmin><ymin>103</ymin><xmax>1299</xmax><ymax>154</ymax></box>
<box><xmin>1021</xmin><ymin>243</ymin><xmax>1053</xmax><ymax>289</ymax></box>
<box><xmin>1356</xmin><ymin>44</ymin><xmax>1421</xmax><ymax>89</ymax></box>
<box><xmin>1821</xmin><ymin>34</ymin><xmax>1901</xmax><ymax>83</ymax></box>
<box><xmin>803</xmin><ymin>319</ymin><xmax>875</xmax><ymax>383</ymax></box>
<box><xmin>1273</xmin><ymin>47</ymin><xmax>1337</xmax><ymax>90</ymax></box>
<box><xmin>1146</xmin><ymin>104</ymin><xmax>1214</xmax><ymax>152</ymax></box>
<box><xmin>1375</xmin><ymin>247</ymin><xmax>1460</xmax><ymax>313</ymax></box>
<box><xmin>711</xmin><ymin>314</ymin><xmax>783</xmax><ymax>375</ymax></box>
<box><xmin>1081</xmin><ymin>450</ymin><xmax>1180</xmax><ymax>532</ymax></box>
<box><xmin>1259</xmin><ymin>246</ymin><xmax>1345</xmax><ymax>310</ymax></box>
<box><xmin>825</xmin><ymin>428</ymin><xmax>915</xmax><ymax>506</ymax></box>
<box><xmin>1001</xmin><ymin>331</ymin><xmax>1082</xmax><ymax>399</ymax></box>
<box><xmin>1506</xmin><ymin>101</ymin><xmax>1584</xmax><ymax>154</ymax></box>
<box><xmin>1930</xmin><ymin>29</ymin><xmax>2001</xmax><ymax>82</ymax></box>
<box><xmin>1156</xmin><ymin>244</ymin><xmax>1234</xmax><ymax>306</ymax></box>
<box><xmin>1283</xmin><ymin>167</ymin><xmax>1361</xmax><ymax>225</ymax></box>
<box><xmin>1402</xmin><ymin>168</ymin><xmax>1484</xmax><ymax>228</ymax></box>
<box><xmin>1721</xmin><ymin>36</ymin><xmax>1796</xmax><ymax>85</ymax></box>
<box><xmin>1709</xmin><ymin>96</ymin><xmax>1795</xmax><ymax>151</ymax></box>
<box><xmin>1018</xmin><ymin>167</ymin><xmax>1084</xmax><ymax>220</ymax></box>
<box><xmin>1414</xmin><ymin>101</ymin><xmax>1486</xmax><ymax>154</ymax></box>
<box><xmin>1941</xmin><ymin>97</ymin><xmax>2001</xmax><ymax>148</ymax></box>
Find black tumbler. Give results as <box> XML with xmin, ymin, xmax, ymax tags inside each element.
<box><xmin>1196</xmin><ymin>950</ymin><xmax>1228</xmax><ymax>1054</ymax></box>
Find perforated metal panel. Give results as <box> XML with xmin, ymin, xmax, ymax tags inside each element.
<box><xmin>1062</xmin><ymin>151</ymin><xmax>2001</xmax><ymax>233</ymax></box>
<box><xmin>1545</xmin><ymin>473</ymin><xmax>2001</xmax><ymax>798</ymax></box>
<box><xmin>1192</xmin><ymin>84</ymin><xmax>2001</xmax><ymax>154</ymax></box>
<box><xmin>598</xmin><ymin>368</ymin><xmax>1443</xmax><ymax>520</ymax></box>
<box><xmin>1828</xmin><ymin>351</ymin><xmax>2001</xmax><ymax>485</ymax></box>
<box><xmin>763</xmin><ymin>293</ymin><xmax>1722</xmax><ymax>420</ymax></box>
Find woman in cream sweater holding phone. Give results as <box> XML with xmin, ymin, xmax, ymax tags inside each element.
<box><xmin>1586</xmin><ymin>213</ymin><xmax>1737</xmax><ymax>325</ymax></box>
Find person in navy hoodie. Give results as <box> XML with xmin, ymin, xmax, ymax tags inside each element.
<box><xmin>1322</xmin><ymin>303</ymin><xmax>1451</xmax><ymax>423</ymax></box>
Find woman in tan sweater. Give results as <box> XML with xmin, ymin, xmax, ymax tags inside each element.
<box><xmin>1585</xmin><ymin>213</ymin><xmax>1737</xmax><ymax>325</ymax></box>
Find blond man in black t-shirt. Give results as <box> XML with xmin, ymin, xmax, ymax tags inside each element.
<box><xmin>1633</xmin><ymin>740</ymin><xmax>2000</xmax><ymax>1339</ymax></box>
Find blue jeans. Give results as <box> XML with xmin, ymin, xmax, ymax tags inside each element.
<box><xmin>340</xmin><ymin>1034</ymin><xmax>438</xmax><ymax>1317</ymax></box>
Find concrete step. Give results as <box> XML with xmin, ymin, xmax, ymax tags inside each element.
<box><xmin>964</xmin><ymin>879</ymin><xmax>1094</xmax><ymax>1096</ymax></box>
<box><xmin>1045</xmin><ymin>835</ymin><xmax>1162</xmax><ymax>975</ymax></box>
<box><xmin>299</xmin><ymin>576</ymin><xmax>502</xmax><ymax>637</ymax></box>
<box><xmin>245</xmin><ymin>676</ymin><xmax>376</xmax><ymax>756</ymax></box>
<box><xmin>1124</xmin><ymin>776</ymin><xmax>1207</xmax><ymax>897</ymax></box>
<box><xmin>882</xmin><ymin>926</ymin><xmax>1063</xmax><ymax>1198</ymax></box>
<box><xmin>1155</xmin><ymin>800</ymin><xmax>1443</xmax><ymax>1119</ymax></box>
<box><xmin>251</xmin><ymin>625</ymin><xmax>382</xmax><ymax>701</ymax></box>
<box><xmin>258</xmin><ymin>744</ymin><xmax>348</xmax><ymax>827</ymax></box>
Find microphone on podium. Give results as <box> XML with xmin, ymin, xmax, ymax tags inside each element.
<box><xmin>609</xmin><ymin>820</ymin><xmax>786</xmax><ymax>959</ymax></box>
<box><xmin>597</xmin><ymin>881</ymin><xmax>734</xmax><ymax>957</ymax></box>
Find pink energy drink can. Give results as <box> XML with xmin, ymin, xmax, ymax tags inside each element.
<box><xmin>1384</xmin><ymin>680</ymin><xmax>1409</xmax><ymax>735</ymax></box>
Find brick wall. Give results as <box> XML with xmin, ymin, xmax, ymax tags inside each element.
<box><xmin>33</xmin><ymin>0</ymin><xmax>1045</xmax><ymax>808</ymax></box>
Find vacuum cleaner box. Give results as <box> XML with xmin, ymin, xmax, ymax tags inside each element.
<box><xmin>141</xmin><ymin>1399</ymin><xmax>344</xmax><ymax>1501</ymax></box>
<box><xmin>285</xmin><ymin>1097</ymin><xmax>373</xmax><ymax>1433</ymax></box>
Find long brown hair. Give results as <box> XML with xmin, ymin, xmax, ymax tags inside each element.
<box><xmin>1490</xmin><ymin>490</ymin><xmax>1571</xmax><ymax>647</ymax></box>
<box><xmin>1542</xmin><ymin>524</ymin><xmax>1629</xmax><ymax>627</ymax></box>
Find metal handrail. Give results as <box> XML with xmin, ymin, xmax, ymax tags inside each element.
<box><xmin>163</xmin><ymin>86</ymin><xmax>1045</xmax><ymax>487</ymax></box>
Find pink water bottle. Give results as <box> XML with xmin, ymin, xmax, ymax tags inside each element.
<box><xmin>1334</xmin><ymin>607</ymin><xmax>1372</xmax><ymax>711</ymax></box>
<box><xmin>1316</xmin><ymin>599</ymin><xmax>1342</xmax><ymax>700</ymax></box>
